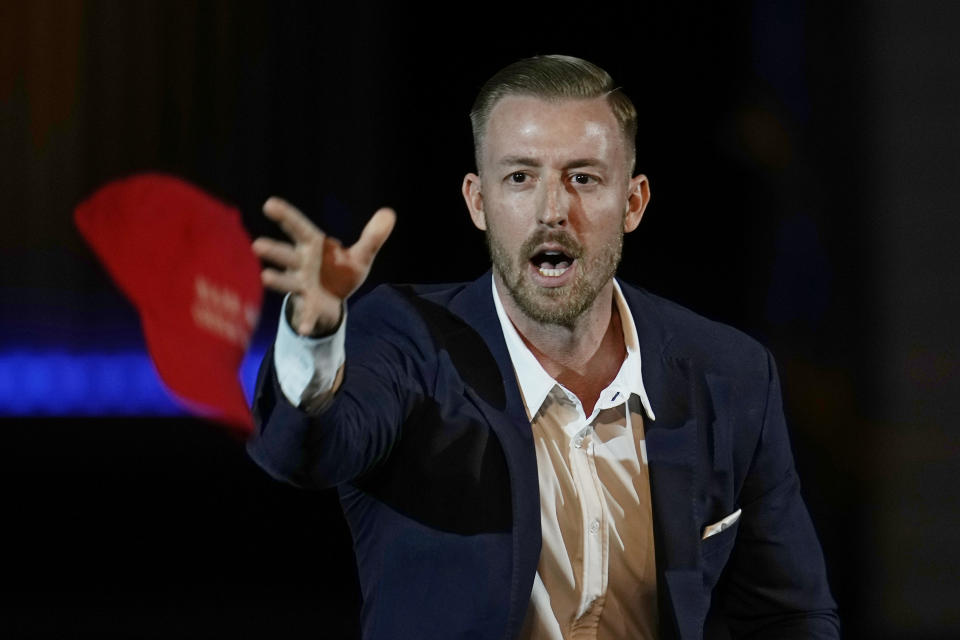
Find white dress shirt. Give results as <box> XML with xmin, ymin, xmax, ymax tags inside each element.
<box><xmin>273</xmin><ymin>298</ymin><xmax>345</xmax><ymax>414</ymax></box>
<box><xmin>273</xmin><ymin>277</ymin><xmax>659</xmax><ymax>638</ymax></box>
<box><xmin>491</xmin><ymin>279</ymin><xmax>659</xmax><ymax>640</ymax></box>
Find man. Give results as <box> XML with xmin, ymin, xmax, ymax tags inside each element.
<box><xmin>248</xmin><ymin>55</ymin><xmax>839</xmax><ymax>639</ymax></box>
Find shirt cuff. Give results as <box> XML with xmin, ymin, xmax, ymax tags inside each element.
<box><xmin>273</xmin><ymin>294</ymin><xmax>346</xmax><ymax>412</ymax></box>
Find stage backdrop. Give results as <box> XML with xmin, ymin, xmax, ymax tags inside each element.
<box><xmin>2</xmin><ymin>1</ymin><xmax>958</xmax><ymax>638</ymax></box>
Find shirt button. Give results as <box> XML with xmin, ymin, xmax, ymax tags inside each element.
<box><xmin>589</xmin><ymin>519</ymin><xmax>600</xmax><ymax>535</ymax></box>
<box><xmin>574</xmin><ymin>436</ymin><xmax>584</xmax><ymax>448</ymax></box>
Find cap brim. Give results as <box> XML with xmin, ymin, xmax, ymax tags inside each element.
<box><xmin>140</xmin><ymin>311</ymin><xmax>253</xmax><ymax>432</ymax></box>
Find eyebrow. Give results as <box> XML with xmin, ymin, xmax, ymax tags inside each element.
<box><xmin>497</xmin><ymin>156</ymin><xmax>608</xmax><ymax>171</ymax></box>
<box><xmin>497</xmin><ymin>156</ymin><xmax>541</xmax><ymax>168</ymax></box>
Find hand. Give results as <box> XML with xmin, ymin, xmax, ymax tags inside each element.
<box><xmin>252</xmin><ymin>197</ymin><xmax>396</xmax><ymax>336</ymax></box>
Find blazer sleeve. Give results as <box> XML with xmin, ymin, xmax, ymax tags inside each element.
<box><xmin>719</xmin><ymin>350</ymin><xmax>840</xmax><ymax>638</ymax></box>
<box><xmin>246</xmin><ymin>287</ymin><xmax>434</xmax><ymax>489</ymax></box>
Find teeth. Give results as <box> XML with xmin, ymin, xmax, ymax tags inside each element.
<box><xmin>538</xmin><ymin>265</ymin><xmax>569</xmax><ymax>277</ymax></box>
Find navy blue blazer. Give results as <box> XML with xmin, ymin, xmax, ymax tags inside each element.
<box><xmin>248</xmin><ymin>273</ymin><xmax>839</xmax><ymax>639</ymax></box>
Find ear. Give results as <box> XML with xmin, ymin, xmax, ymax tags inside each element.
<box><xmin>462</xmin><ymin>172</ymin><xmax>487</xmax><ymax>230</ymax></box>
<box><xmin>624</xmin><ymin>173</ymin><xmax>650</xmax><ymax>233</ymax></box>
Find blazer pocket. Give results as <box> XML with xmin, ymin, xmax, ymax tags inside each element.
<box><xmin>700</xmin><ymin>509</ymin><xmax>741</xmax><ymax>576</ymax></box>
<box><xmin>701</xmin><ymin>508</ymin><xmax>742</xmax><ymax>562</ymax></box>
<box><xmin>701</xmin><ymin>507</ymin><xmax>741</xmax><ymax>540</ymax></box>
<box><xmin>700</xmin><ymin>513</ymin><xmax>740</xmax><ymax>589</ymax></box>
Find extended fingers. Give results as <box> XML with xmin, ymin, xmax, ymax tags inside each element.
<box><xmin>260</xmin><ymin>267</ymin><xmax>302</xmax><ymax>294</ymax></box>
<box><xmin>350</xmin><ymin>207</ymin><xmax>396</xmax><ymax>265</ymax></box>
<box><xmin>263</xmin><ymin>196</ymin><xmax>320</xmax><ymax>243</ymax></box>
<box><xmin>251</xmin><ymin>237</ymin><xmax>300</xmax><ymax>270</ymax></box>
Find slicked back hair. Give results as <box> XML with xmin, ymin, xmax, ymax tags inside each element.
<box><xmin>469</xmin><ymin>55</ymin><xmax>638</xmax><ymax>174</ymax></box>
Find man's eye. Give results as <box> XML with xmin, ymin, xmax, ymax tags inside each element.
<box><xmin>509</xmin><ymin>172</ymin><xmax>527</xmax><ymax>183</ymax></box>
<box><xmin>571</xmin><ymin>173</ymin><xmax>595</xmax><ymax>185</ymax></box>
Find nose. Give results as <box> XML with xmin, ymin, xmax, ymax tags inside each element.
<box><xmin>537</xmin><ymin>176</ymin><xmax>569</xmax><ymax>227</ymax></box>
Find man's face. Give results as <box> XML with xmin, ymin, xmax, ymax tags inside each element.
<box><xmin>462</xmin><ymin>95</ymin><xmax>649</xmax><ymax>327</ymax></box>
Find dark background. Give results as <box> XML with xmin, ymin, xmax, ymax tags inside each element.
<box><xmin>2</xmin><ymin>1</ymin><xmax>958</xmax><ymax>637</ymax></box>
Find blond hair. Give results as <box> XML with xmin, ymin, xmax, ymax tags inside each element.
<box><xmin>469</xmin><ymin>55</ymin><xmax>637</xmax><ymax>172</ymax></box>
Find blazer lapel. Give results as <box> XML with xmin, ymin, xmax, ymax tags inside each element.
<box><xmin>625</xmin><ymin>283</ymin><xmax>710</xmax><ymax>639</ymax></box>
<box><xmin>445</xmin><ymin>272</ymin><xmax>542</xmax><ymax>640</ymax></box>
<box><xmin>445</xmin><ymin>272</ymin><xmax>530</xmax><ymax>428</ymax></box>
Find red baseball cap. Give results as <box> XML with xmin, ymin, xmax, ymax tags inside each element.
<box><xmin>75</xmin><ymin>173</ymin><xmax>262</xmax><ymax>431</ymax></box>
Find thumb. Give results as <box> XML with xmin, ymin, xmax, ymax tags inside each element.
<box><xmin>351</xmin><ymin>207</ymin><xmax>396</xmax><ymax>265</ymax></box>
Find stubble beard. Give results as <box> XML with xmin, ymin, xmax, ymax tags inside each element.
<box><xmin>486</xmin><ymin>226</ymin><xmax>623</xmax><ymax>329</ymax></box>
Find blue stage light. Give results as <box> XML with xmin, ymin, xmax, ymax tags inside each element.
<box><xmin>0</xmin><ymin>347</ymin><xmax>266</xmax><ymax>417</ymax></box>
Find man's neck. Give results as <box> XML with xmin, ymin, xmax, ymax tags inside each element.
<box><xmin>495</xmin><ymin>275</ymin><xmax>627</xmax><ymax>416</ymax></box>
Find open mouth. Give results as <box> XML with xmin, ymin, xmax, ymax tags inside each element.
<box><xmin>530</xmin><ymin>249</ymin><xmax>575</xmax><ymax>277</ymax></box>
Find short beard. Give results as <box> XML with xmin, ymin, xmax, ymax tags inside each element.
<box><xmin>486</xmin><ymin>226</ymin><xmax>623</xmax><ymax>329</ymax></box>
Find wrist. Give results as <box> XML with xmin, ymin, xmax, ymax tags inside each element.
<box><xmin>286</xmin><ymin>296</ymin><xmax>344</xmax><ymax>338</ymax></box>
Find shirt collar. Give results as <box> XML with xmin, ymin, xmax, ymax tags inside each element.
<box><xmin>491</xmin><ymin>275</ymin><xmax>656</xmax><ymax>423</ymax></box>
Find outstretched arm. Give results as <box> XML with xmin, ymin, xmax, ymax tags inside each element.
<box><xmin>252</xmin><ymin>198</ymin><xmax>395</xmax><ymax>401</ymax></box>
<box><xmin>248</xmin><ymin>198</ymin><xmax>411</xmax><ymax>487</ymax></box>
